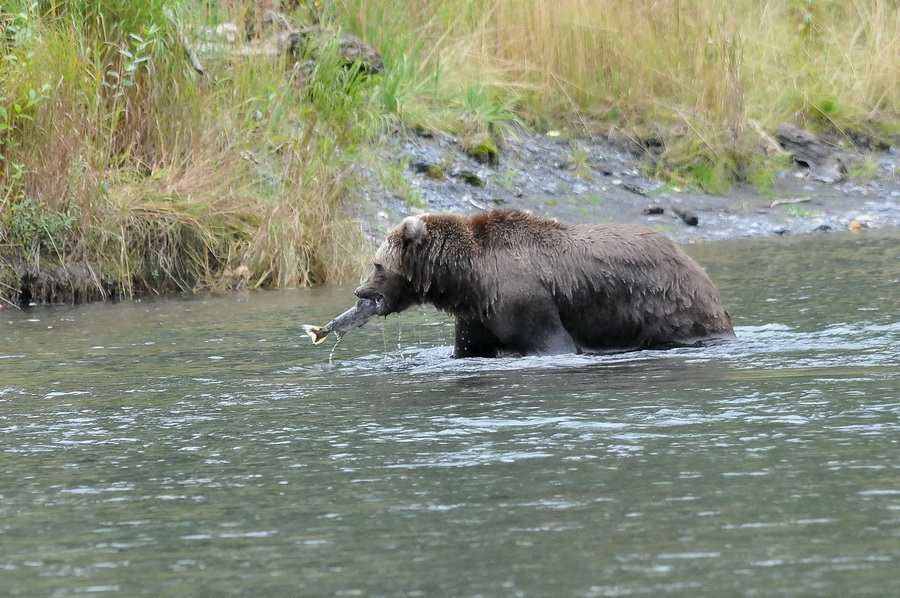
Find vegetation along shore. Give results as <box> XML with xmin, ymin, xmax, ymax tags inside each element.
<box><xmin>1</xmin><ymin>0</ymin><xmax>899</xmax><ymax>307</ymax></box>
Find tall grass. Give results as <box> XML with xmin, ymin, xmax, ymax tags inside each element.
<box><xmin>333</xmin><ymin>0</ymin><xmax>900</xmax><ymax>185</ymax></box>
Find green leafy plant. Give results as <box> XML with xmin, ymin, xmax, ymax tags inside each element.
<box><xmin>848</xmin><ymin>156</ymin><xmax>878</xmax><ymax>181</ymax></box>
<box><xmin>456</xmin><ymin>84</ymin><xmax>518</xmax><ymax>137</ymax></box>
<box><xmin>404</xmin><ymin>187</ymin><xmax>426</xmax><ymax>209</ymax></box>
<box><xmin>568</xmin><ymin>141</ymin><xmax>593</xmax><ymax>180</ymax></box>
<box><xmin>667</xmin><ymin>157</ymin><xmax>732</xmax><ymax>195</ymax></box>
<box><xmin>0</xmin><ymin>83</ymin><xmax>51</xmax><ymax>198</ymax></box>
<box><xmin>492</xmin><ymin>167</ymin><xmax>517</xmax><ymax>189</ymax></box>
<box><xmin>7</xmin><ymin>196</ymin><xmax>79</xmax><ymax>251</ymax></box>
<box><xmin>383</xmin><ymin>157</ymin><xmax>411</xmax><ymax>192</ymax></box>
<box><xmin>785</xmin><ymin>205</ymin><xmax>823</xmax><ymax>218</ymax></box>
<box><xmin>104</xmin><ymin>24</ymin><xmax>162</xmax><ymax>98</ymax></box>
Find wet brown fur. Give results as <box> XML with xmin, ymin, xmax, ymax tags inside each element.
<box><xmin>356</xmin><ymin>209</ymin><xmax>735</xmax><ymax>357</ymax></box>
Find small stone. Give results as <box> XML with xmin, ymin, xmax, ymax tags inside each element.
<box><xmin>596</xmin><ymin>162</ymin><xmax>615</xmax><ymax>176</ymax></box>
<box><xmin>620</xmin><ymin>183</ymin><xmax>646</xmax><ymax>195</ymax></box>
<box><xmin>811</xmin><ymin>172</ymin><xmax>839</xmax><ymax>184</ymax></box>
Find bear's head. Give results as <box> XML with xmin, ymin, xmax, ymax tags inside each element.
<box><xmin>355</xmin><ymin>215</ymin><xmax>427</xmax><ymax>316</ymax></box>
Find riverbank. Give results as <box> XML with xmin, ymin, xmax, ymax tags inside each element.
<box><xmin>354</xmin><ymin>126</ymin><xmax>900</xmax><ymax>247</ymax></box>
<box><xmin>3</xmin><ymin>124</ymin><xmax>899</xmax><ymax>309</ymax></box>
<box><xmin>4</xmin><ymin>1</ymin><xmax>900</xmax><ymax>307</ymax></box>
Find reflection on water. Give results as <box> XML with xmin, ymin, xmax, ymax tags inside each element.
<box><xmin>1</xmin><ymin>230</ymin><xmax>898</xmax><ymax>596</ymax></box>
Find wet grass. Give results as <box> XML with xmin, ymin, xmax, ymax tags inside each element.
<box><xmin>2</xmin><ymin>0</ymin><xmax>899</xmax><ymax>302</ymax></box>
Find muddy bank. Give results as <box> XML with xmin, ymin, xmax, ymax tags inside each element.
<box><xmin>355</xmin><ymin>127</ymin><xmax>900</xmax><ymax>246</ymax></box>
<box><xmin>0</xmin><ymin>255</ymin><xmax>120</xmax><ymax>308</ymax></box>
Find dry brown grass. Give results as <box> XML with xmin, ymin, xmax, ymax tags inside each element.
<box><xmin>418</xmin><ymin>0</ymin><xmax>900</xmax><ymax>125</ymax></box>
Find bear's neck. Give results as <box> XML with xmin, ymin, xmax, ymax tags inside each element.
<box><xmin>411</xmin><ymin>253</ymin><xmax>489</xmax><ymax>318</ymax></box>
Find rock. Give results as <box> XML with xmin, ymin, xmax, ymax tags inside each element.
<box><xmin>674</xmin><ymin>209</ymin><xmax>699</xmax><ymax>226</ymax></box>
<box><xmin>194</xmin><ymin>11</ymin><xmax>384</xmax><ymax>86</ymax></box>
<box><xmin>775</xmin><ymin>123</ymin><xmax>846</xmax><ymax>183</ymax></box>
<box><xmin>245</xmin><ymin>9</ymin><xmax>293</xmax><ymax>40</ymax></box>
<box><xmin>620</xmin><ymin>182</ymin><xmax>647</xmax><ymax>195</ymax></box>
<box><xmin>284</xmin><ymin>26</ymin><xmax>384</xmax><ymax>75</ymax></box>
<box><xmin>595</xmin><ymin>162</ymin><xmax>615</xmax><ymax>176</ymax></box>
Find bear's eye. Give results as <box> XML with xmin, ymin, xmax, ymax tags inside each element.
<box><xmin>373</xmin><ymin>262</ymin><xmax>383</xmax><ymax>271</ymax></box>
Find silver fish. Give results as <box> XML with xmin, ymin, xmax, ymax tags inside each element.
<box><xmin>302</xmin><ymin>298</ymin><xmax>377</xmax><ymax>345</ymax></box>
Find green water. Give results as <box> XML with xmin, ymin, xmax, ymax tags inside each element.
<box><xmin>1</xmin><ymin>230</ymin><xmax>898</xmax><ymax>597</ymax></box>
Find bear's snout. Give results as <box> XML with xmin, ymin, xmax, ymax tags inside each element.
<box><xmin>355</xmin><ymin>284</ymin><xmax>391</xmax><ymax>316</ymax></box>
<box><xmin>355</xmin><ymin>284</ymin><xmax>376</xmax><ymax>300</ymax></box>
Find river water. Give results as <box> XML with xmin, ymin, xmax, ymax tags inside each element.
<box><xmin>2</xmin><ymin>230</ymin><xmax>898</xmax><ymax>597</ymax></box>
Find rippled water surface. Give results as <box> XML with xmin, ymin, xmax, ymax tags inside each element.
<box><xmin>2</xmin><ymin>230</ymin><xmax>898</xmax><ymax>596</ymax></box>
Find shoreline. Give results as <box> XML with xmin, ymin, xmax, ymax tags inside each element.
<box><xmin>355</xmin><ymin>127</ymin><xmax>900</xmax><ymax>247</ymax></box>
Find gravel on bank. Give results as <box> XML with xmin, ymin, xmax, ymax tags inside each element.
<box><xmin>355</xmin><ymin>127</ymin><xmax>900</xmax><ymax>246</ymax></box>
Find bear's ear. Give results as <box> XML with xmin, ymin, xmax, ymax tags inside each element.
<box><xmin>397</xmin><ymin>216</ymin><xmax>426</xmax><ymax>244</ymax></box>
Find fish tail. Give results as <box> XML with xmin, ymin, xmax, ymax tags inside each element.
<box><xmin>302</xmin><ymin>324</ymin><xmax>328</xmax><ymax>345</ymax></box>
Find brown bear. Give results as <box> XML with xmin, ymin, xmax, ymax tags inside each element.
<box><xmin>355</xmin><ymin>209</ymin><xmax>735</xmax><ymax>357</ymax></box>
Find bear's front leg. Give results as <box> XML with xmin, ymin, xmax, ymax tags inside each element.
<box><xmin>453</xmin><ymin>316</ymin><xmax>506</xmax><ymax>358</ymax></box>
